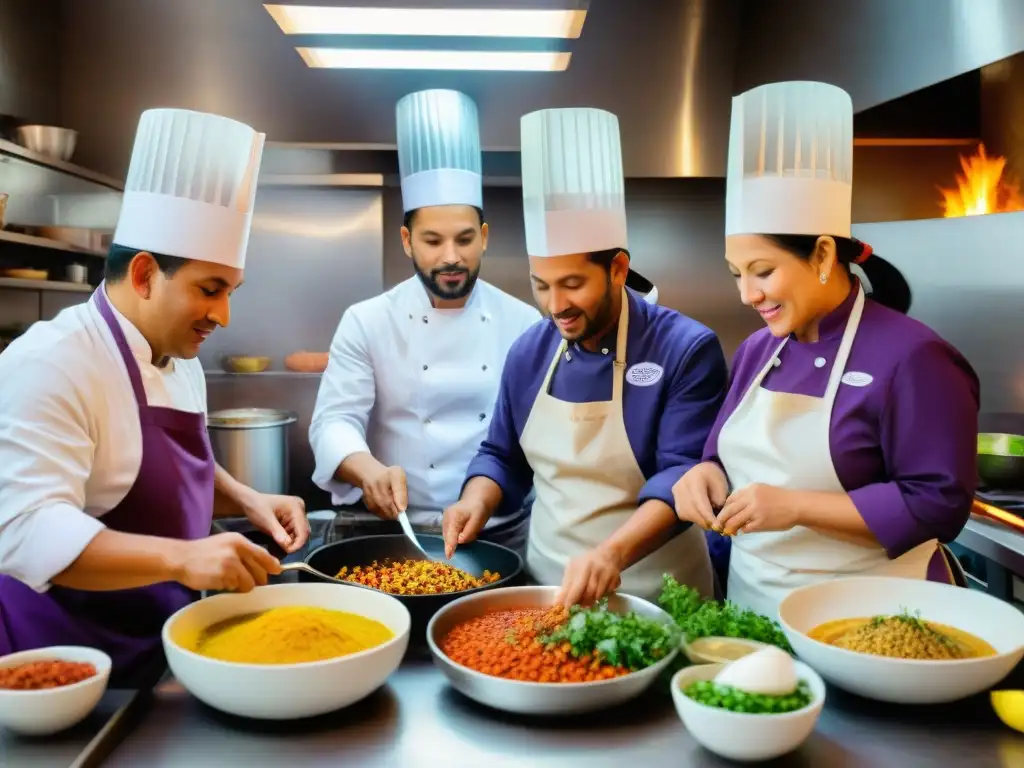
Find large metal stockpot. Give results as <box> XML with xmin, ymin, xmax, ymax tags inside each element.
<box><xmin>207</xmin><ymin>408</ymin><xmax>297</xmax><ymax>495</ymax></box>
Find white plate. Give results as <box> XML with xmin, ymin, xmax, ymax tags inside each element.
<box><xmin>778</xmin><ymin>576</ymin><xmax>1024</xmax><ymax>704</ymax></box>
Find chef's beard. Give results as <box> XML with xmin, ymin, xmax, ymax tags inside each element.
<box><xmin>412</xmin><ymin>254</ymin><xmax>480</xmax><ymax>301</ymax></box>
<box><xmin>552</xmin><ymin>276</ymin><xmax>618</xmax><ymax>344</ymax></box>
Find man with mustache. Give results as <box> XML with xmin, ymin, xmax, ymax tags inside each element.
<box><xmin>0</xmin><ymin>109</ymin><xmax>308</xmax><ymax>686</ymax></box>
<box><xmin>443</xmin><ymin>108</ymin><xmax>728</xmax><ymax>605</ymax></box>
<box><xmin>311</xmin><ymin>90</ymin><xmax>539</xmax><ymax>552</ymax></box>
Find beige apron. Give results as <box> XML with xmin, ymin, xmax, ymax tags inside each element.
<box><xmin>520</xmin><ymin>289</ymin><xmax>713</xmax><ymax>603</ymax></box>
<box><xmin>718</xmin><ymin>284</ymin><xmax>946</xmax><ymax>619</ymax></box>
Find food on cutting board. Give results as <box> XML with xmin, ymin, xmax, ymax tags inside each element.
<box><xmin>658</xmin><ymin>575</ymin><xmax>793</xmax><ymax>652</ymax></box>
<box><xmin>440</xmin><ymin>599</ymin><xmax>680</xmax><ymax>683</ymax></box>
<box><xmin>285</xmin><ymin>350</ymin><xmax>329</xmax><ymax>373</ymax></box>
<box><xmin>336</xmin><ymin>559</ymin><xmax>500</xmax><ymax>595</ymax></box>
<box><xmin>0</xmin><ymin>660</ymin><xmax>98</xmax><ymax>690</ymax></box>
<box><xmin>190</xmin><ymin>605</ymin><xmax>394</xmax><ymax>664</ymax></box>
<box><xmin>682</xmin><ymin>647</ymin><xmax>813</xmax><ymax>714</ymax></box>
<box><xmin>0</xmin><ymin>268</ymin><xmax>48</xmax><ymax>280</ymax></box>
<box><xmin>808</xmin><ymin>610</ymin><xmax>997</xmax><ymax>660</ymax></box>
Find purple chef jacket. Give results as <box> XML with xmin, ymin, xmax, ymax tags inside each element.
<box><xmin>702</xmin><ymin>283</ymin><xmax>979</xmax><ymax>586</ymax></box>
<box><xmin>466</xmin><ymin>288</ymin><xmax>728</xmax><ymax>520</ymax></box>
<box><xmin>0</xmin><ymin>286</ymin><xmax>215</xmax><ymax>687</ymax></box>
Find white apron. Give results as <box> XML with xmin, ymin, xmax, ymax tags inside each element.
<box><xmin>718</xmin><ymin>284</ymin><xmax>944</xmax><ymax>619</ymax></box>
<box><xmin>520</xmin><ymin>289</ymin><xmax>713</xmax><ymax>602</ymax></box>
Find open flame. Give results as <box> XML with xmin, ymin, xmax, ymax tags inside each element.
<box><xmin>938</xmin><ymin>143</ymin><xmax>1024</xmax><ymax>217</ymax></box>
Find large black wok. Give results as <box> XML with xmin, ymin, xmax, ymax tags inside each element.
<box><xmin>978</xmin><ymin>432</ymin><xmax>1024</xmax><ymax>490</ymax></box>
<box><xmin>302</xmin><ymin>534</ymin><xmax>524</xmax><ymax>643</ymax></box>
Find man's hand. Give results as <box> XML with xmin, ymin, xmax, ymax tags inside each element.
<box><xmin>555</xmin><ymin>546</ymin><xmax>622</xmax><ymax>608</ymax></box>
<box><xmin>441</xmin><ymin>498</ymin><xmax>490</xmax><ymax>559</ymax></box>
<box><xmin>242</xmin><ymin>494</ymin><xmax>310</xmax><ymax>553</ymax></box>
<box><xmin>359</xmin><ymin>464</ymin><xmax>408</xmax><ymax>521</ymax></box>
<box><xmin>172</xmin><ymin>533</ymin><xmax>282</xmax><ymax>593</ymax></box>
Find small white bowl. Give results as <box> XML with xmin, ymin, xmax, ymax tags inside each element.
<box><xmin>682</xmin><ymin>636</ymin><xmax>771</xmax><ymax>665</ymax></box>
<box><xmin>162</xmin><ymin>582</ymin><xmax>410</xmax><ymax>720</ymax></box>
<box><xmin>0</xmin><ymin>646</ymin><xmax>111</xmax><ymax>736</ymax></box>
<box><xmin>778</xmin><ymin>576</ymin><xmax>1024</xmax><ymax>704</ymax></box>
<box><xmin>671</xmin><ymin>661</ymin><xmax>825</xmax><ymax>762</ymax></box>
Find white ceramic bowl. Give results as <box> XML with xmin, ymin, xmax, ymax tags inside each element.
<box><xmin>0</xmin><ymin>646</ymin><xmax>111</xmax><ymax>736</ymax></box>
<box><xmin>671</xmin><ymin>661</ymin><xmax>825</xmax><ymax>762</ymax></box>
<box><xmin>428</xmin><ymin>586</ymin><xmax>679</xmax><ymax>715</ymax></box>
<box><xmin>162</xmin><ymin>583</ymin><xmax>410</xmax><ymax>720</ymax></box>
<box><xmin>778</xmin><ymin>576</ymin><xmax>1024</xmax><ymax>704</ymax></box>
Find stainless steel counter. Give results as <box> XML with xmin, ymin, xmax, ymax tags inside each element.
<box><xmin>0</xmin><ymin>688</ymin><xmax>144</xmax><ymax>768</ymax></box>
<box><xmin>101</xmin><ymin>652</ymin><xmax>1023</xmax><ymax>768</ymax></box>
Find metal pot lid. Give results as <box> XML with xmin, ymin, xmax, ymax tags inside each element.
<box><xmin>207</xmin><ymin>408</ymin><xmax>298</xmax><ymax>429</ymax></box>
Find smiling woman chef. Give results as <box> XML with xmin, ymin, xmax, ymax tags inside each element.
<box><xmin>0</xmin><ymin>109</ymin><xmax>308</xmax><ymax>685</ymax></box>
<box><xmin>672</xmin><ymin>81</ymin><xmax>979</xmax><ymax>617</ymax></box>
<box><xmin>443</xmin><ymin>107</ymin><xmax>727</xmax><ymax>606</ymax></box>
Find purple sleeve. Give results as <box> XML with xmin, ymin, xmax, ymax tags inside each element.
<box><xmin>638</xmin><ymin>332</ymin><xmax>728</xmax><ymax>508</ymax></box>
<box><xmin>463</xmin><ymin>351</ymin><xmax>534</xmax><ymax>516</ymax></box>
<box><xmin>701</xmin><ymin>337</ymin><xmax>757</xmax><ymax>467</ymax></box>
<box><xmin>849</xmin><ymin>340</ymin><xmax>980</xmax><ymax>556</ymax></box>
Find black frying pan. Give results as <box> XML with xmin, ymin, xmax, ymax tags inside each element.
<box><xmin>302</xmin><ymin>534</ymin><xmax>525</xmax><ymax>643</ymax></box>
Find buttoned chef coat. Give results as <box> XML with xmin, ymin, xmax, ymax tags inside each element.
<box><xmin>310</xmin><ymin>277</ymin><xmax>541</xmax><ymax>529</ymax></box>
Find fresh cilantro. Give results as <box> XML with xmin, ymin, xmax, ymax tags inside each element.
<box><xmin>540</xmin><ymin>599</ymin><xmax>681</xmax><ymax>671</ymax></box>
<box><xmin>657</xmin><ymin>574</ymin><xmax>793</xmax><ymax>653</ymax></box>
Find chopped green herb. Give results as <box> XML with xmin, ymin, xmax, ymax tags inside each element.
<box><xmin>539</xmin><ymin>599</ymin><xmax>681</xmax><ymax>671</ymax></box>
<box><xmin>657</xmin><ymin>575</ymin><xmax>793</xmax><ymax>653</ymax></box>
<box><xmin>683</xmin><ymin>679</ymin><xmax>813</xmax><ymax>714</ymax></box>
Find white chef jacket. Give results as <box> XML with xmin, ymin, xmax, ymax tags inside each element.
<box><xmin>0</xmin><ymin>288</ymin><xmax>206</xmax><ymax>591</ymax></box>
<box><xmin>310</xmin><ymin>277</ymin><xmax>540</xmax><ymax>526</ymax></box>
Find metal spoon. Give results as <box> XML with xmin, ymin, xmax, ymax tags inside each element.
<box><xmin>279</xmin><ymin>561</ymin><xmax>350</xmax><ymax>584</ymax></box>
<box><xmin>397</xmin><ymin>509</ymin><xmax>431</xmax><ymax>559</ymax></box>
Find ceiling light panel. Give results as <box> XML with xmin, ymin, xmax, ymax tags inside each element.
<box><xmin>297</xmin><ymin>47</ymin><xmax>571</xmax><ymax>71</ymax></box>
<box><xmin>265</xmin><ymin>5</ymin><xmax>587</xmax><ymax>39</ymax></box>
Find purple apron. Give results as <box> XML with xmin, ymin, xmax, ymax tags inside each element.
<box><xmin>0</xmin><ymin>285</ymin><xmax>215</xmax><ymax>686</ymax></box>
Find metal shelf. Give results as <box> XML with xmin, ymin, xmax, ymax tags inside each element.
<box><xmin>204</xmin><ymin>370</ymin><xmax>323</xmax><ymax>378</ymax></box>
<box><xmin>0</xmin><ymin>138</ymin><xmax>123</xmax><ymax>192</ymax></box>
<box><xmin>0</xmin><ymin>229</ymin><xmax>106</xmax><ymax>257</ymax></box>
<box><xmin>0</xmin><ymin>277</ymin><xmax>93</xmax><ymax>293</ymax></box>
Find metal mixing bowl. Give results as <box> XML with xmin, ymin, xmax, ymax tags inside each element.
<box><xmin>427</xmin><ymin>586</ymin><xmax>679</xmax><ymax>716</ymax></box>
<box><xmin>15</xmin><ymin>125</ymin><xmax>78</xmax><ymax>161</ymax></box>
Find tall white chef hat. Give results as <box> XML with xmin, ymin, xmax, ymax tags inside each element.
<box><xmin>521</xmin><ymin>107</ymin><xmax>657</xmax><ymax>303</ymax></box>
<box><xmin>113</xmin><ymin>108</ymin><xmax>266</xmax><ymax>269</ymax></box>
<box><xmin>396</xmin><ymin>89</ymin><xmax>482</xmax><ymax>213</ymax></box>
<box><xmin>725</xmin><ymin>81</ymin><xmax>854</xmax><ymax>238</ymax></box>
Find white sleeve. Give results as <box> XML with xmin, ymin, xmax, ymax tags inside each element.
<box><xmin>309</xmin><ymin>307</ymin><xmax>376</xmax><ymax>504</ymax></box>
<box><xmin>0</xmin><ymin>355</ymin><xmax>106</xmax><ymax>591</ymax></box>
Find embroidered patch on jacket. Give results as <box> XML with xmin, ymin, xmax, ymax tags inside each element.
<box><xmin>626</xmin><ymin>362</ymin><xmax>664</xmax><ymax>387</ymax></box>
<box><xmin>841</xmin><ymin>371</ymin><xmax>873</xmax><ymax>387</ymax></box>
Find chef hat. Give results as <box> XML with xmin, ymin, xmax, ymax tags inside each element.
<box><xmin>112</xmin><ymin>109</ymin><xmax>265</xmax><ymax>269</ymax></box>
<box><xmin>396</xmin><ymin>89</ymin><xmax>482</xmax><ymax>213</ymax></box>
<box><xmin>521</xmin><ymin>107</ymin><xmax>657</xmax><ymax>303</ymax></box>
<box><xmin>725</xmin><ymin>81</ymin><xmax>854</xmax><ymax>238</ymax></box>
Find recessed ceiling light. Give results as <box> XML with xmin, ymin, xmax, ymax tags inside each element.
<box><xmin>297</xmin><ymin>47</ymin><xmax>571</xmax><ymax>71</ymax></box>
<box><xmin>265</xmin><ymin>5</ymin><xmax>587</xmax><ymax>39</ymax></box>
